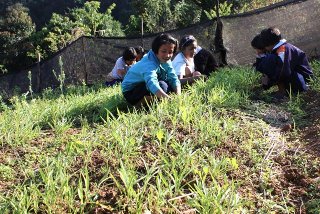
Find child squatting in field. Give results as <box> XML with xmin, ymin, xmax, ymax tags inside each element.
<box><xmin>105</xmin><ymin>47</ymin><xmax>137</xmax><ymax>87</ymax></box>
<box><xmin>251</xmin><ymin>27</ymin><xmax>313</xmax><ymax>98</ymax></box>
<box><xmin>172</xmin><ymin>35</ymin><xmax>204</xmax><ymax>86</ymax></box>
<box><xmin>121</xmin><ymin>34</ymin><xmax>181</xmax><ymax>106</ymax></box>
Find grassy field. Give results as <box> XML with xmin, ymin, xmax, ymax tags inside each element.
<box><xmin>0</xmin><ymin>62</ymin><xmax>319</xmax><ymax>213</ymax></box>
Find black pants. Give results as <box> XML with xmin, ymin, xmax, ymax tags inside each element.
<box><xmin>123</xmin><ymin>81</ymin><xmax>172</xmax><ymax>105</ymax></box>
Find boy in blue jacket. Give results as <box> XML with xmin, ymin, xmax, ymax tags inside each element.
<box><xmin>122</xmin><ymin>34</ymin><xmax>181</xmax><ymax>106</ymax></box>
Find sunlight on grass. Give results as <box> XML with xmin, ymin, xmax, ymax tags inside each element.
<box><xmin>0</xmin><ymin>63</ymin><xmax>319</xmax><ymax>213</ymax></box>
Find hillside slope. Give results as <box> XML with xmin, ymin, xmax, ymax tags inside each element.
<box><xmin>0</xmin><ymin>64</ymin><xmax>319</xmax><ymax>213</ymax></box>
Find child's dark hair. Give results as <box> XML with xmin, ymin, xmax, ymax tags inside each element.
<box><xmin>251</xmin><ymin>34</ymin><xmax>265</xmax><ymax>50</ymax></box>
<box><xmin>123</xmin><ymin>47</ymin><xmax>137</xmax><ymax>61</ymax></box>
<box><xmin>179</xmin><ymin>35</ymin><xmax>197</xmax><ymax>50</ymax></box>
<box><xmin>134</xmin><ymin>46</ymin><xmax>145</xmax><ymax>55</ymax></box>
<box><xmin>152</xmin><ymin>34</ymin><xmax>178</xmax><ymax>54</ymax></box>
<box><xmin>260</xmin><ymin>27</ymin><xmax>282</xmax><ymax>47</ymax></box>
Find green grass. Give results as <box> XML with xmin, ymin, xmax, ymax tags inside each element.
<box><xmin>0</xmin><ymin>63</ymin><xmax>319</xmax><ymax>213</ymax></box>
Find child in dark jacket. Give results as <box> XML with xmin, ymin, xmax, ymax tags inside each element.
<box><xmin>194</xmin><ymin>46</ymin><xmax>219</xmax><ymax>76</ymax></box>
<box><xmin>259</xmin><ymin>27</ymin><xmax>313</xmax><ymax>95</ymax></box>
<box><xmin>251</xmin><ymin>34</ymin><xmax>282</xmax><ymax>90</ymax></box>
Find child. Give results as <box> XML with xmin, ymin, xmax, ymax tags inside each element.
<box><xmin>121</xmin><ymin>34</ymin><xmax>181</xmax><ymax>106</ymax></box>
<box><xmin>105</xmin><ymin>47</ymin><xmax>137</xmax><ymax>87</ymax></box>
<box><xmin>172</xmin><ymin>35</ymin><xmax>204</xmax><ymax>86</ymax></box>
<box><xmin>260</xmin><ymin>27</ymin><xmax>313</xmax><ymax>95</ymax></box>
<box><xmin>194</xmin><ymin>45</ymin><xmax>219</xmax><ymax>76</ymax></box>
<box><xmin>251</xmin><ymin>34</ymin><xmax>282</xmax><ymax>91</ymax></box>
<box><xmin>134</xmin><ymin>46</ymin><xmax>145</xmax><ymax>62</ymax></box>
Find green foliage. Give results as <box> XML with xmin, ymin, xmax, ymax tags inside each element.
<box><xmin>127</xmin><ymin>0</ymin><xmax>201</xmax><ymax>34</ymax></box>
<box><xmin>125</xmin><ymin>15</ymin><xmax>141</xmax><ymax>36</ymax></box>
<box><xmin>204</xmin><ymin>1</ymin><xmax>233</xmax><ymax>19</ymax></box>
<box><xmin>71</xmin><ymin>2</ymin><xmax>124</xmax><ymax>37</ymax></box>
<box><xmin>127</xmin><ymin>0</ymin><xmax>174</xmax><ymax>33</ymax></box>
<box><xmin>52</xmin><ymin>56</ymin><xmax>66</xmax><ymax>94</ymax></box>
<box><xmin>309</xmin><ymin>60</ymin><xmax>320</xmax><ymax>91</ymax></box>
<box><xmin>1</xmin><ymin>0</ymin><xmax>285</xmax><ymax>73</ymax></box>
<box><xmin>141</xmin><ymin>0</ymin><xmax>175</xmax><ymax>33</ymax></box>
<box><xmin>0</xmin><ymin>63</ymin><xmax>320</xmax><ymax>212</ymax></box>
<box><xmin>44</xmin><ymin>13</ymin><xmax>75</xmax><ymax>52</ymax></box>
<box><xmin>306</xmin><ymin>199</ymin><xmax>320</xmax><ymax>214</ymax></box>
<box><xmin>187</xmin><ymin>0</ymin><xmax>282</xmax><ymax>16</ymax></box>
<box><xmin>173</xmin><ymin>0</ymin><xmax>201</xmax><ymax>28</ymax></box>
<box><xmin>0</xmin><ymin>64</ymin><xmax>8</xmax><ymax>74</ymax></box>
<box><xmin>127</xmin><ymin>0</ymin><xmax>281</xmax><ymax>34</ymax></box>
<box><xmin>28</xmin><ymin>1</ymin><xmax>124</xmax><ymax>62</ymax></box>
<box><xmin>233</xmin><ymin>0</ymin><xmax>282</xmax><ymax>13</ymax></box>
<box><xmin>0</xmin><ymin>164</ymin><xmax>15</xmax><ymax>181</ymax></box>
<box><xmin>0</xmin><ymin>3</ymin><xmax>35</xmax><ymax>71</ymax></box>
<box><xmin>1</xmin><ymin>3</ymin><xmax>34</xmax><ymax>36</ymax></box>
<box><xmin>26</xmin><ymin>13</ymin><xmax>74</xmax><ymax>59</ymax></box>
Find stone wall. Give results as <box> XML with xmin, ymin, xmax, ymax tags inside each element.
<box><xmin>0</xmin><ymin>0</ymin><xmax>319</xmax><ymax>98</ymax></box>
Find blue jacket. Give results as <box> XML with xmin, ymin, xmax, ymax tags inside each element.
<box><xmin>121</xmin><ymin>50</ymin><xmax>180</xmax><ymax>94</ymax></box>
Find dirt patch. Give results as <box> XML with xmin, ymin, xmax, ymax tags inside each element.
<box><xmin>300</xmin><ymin>90</ymin><xmax>320</xmax><ymax>156</ymax></box>
<box><xmin>260</xmin><ymin>89</ymin><xmax>320</xmax><ymax>212</ymax></box>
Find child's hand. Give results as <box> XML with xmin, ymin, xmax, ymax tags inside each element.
<box><xmin>192</xmin><ymin>71</ymin><xmax>202</xmax><ymax>77</ymax></box>
<box><xmin>117</xmin><ymin>68</ymin><xmax>127</xmax><ymax>77</ymax></box>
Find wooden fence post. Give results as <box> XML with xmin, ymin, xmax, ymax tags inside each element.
<box><xmin>82</xmin><ymin>37</ymin><xmax>88</xmax><ymax>85</ymax></box>
<box><xmin>36</xmin><ymin>52</ymin><xmax>41</xmax><ymax>92</ymax></box>
<box><xmin>141</xmin><ymin>16</ymin><xmax>144</xmax><ymax>48</ymax></box>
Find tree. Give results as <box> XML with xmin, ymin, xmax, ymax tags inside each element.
<box><xmin>126</xmin><ymin>0</ymin><xmax>175</xmax><ymax>34</ymax></box>
<box><xmin>173</xmin><ymin>0</ymin><xmax>201</xmax><ymax>28</ymax></box>
<box><xmin>0</xmin><ymin>0</ymin><xmax>20</xmax><ymax>16</ymax></box>
<box><xmin>204</xmin><ymin>1</ymin><xmax>233</xmax><ymax>19</ymax></box>
<box><xmin>126</xmin><ymin>0</ymin><xmax>201</xmax><ymax>35</ymax></box>
<box><xmin>28</xmin><ymin>1</ymin><xmax>124</xmax><ymax>62</ymax></box>
<box><xmin>71</xmin><ymin>1</ymin><xmax>124</xmax><ymax>37</ymax></box>
<box><xmin>186</xmin><ymin>0</ymin><xmax>283</xmax><ymax>17</ymax></box>
<box><xmin>0</xmin><ymin>3</ymin><xmax>35</xmax><ymax>72</ymax></box>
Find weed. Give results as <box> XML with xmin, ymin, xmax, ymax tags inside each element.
<box><xmin>1</xmin><ymin>62</ymin><xmax>319</xmax><ymax>213</ymax></box>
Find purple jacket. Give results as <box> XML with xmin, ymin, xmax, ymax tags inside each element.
<box><xmin>272</xmin><ymin>42</ymin><xmax>313</xmax><ymax>93</ymax></box>
<box><xmin>254</xmin><ymin>53</ymin><xmax>282</xmax><ymax>89</ymax></box>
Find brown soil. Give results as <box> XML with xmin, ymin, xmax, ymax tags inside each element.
<box><xmin>300</xmin><ymin>90</ymin><xmax>320</xmax><ymax>156</ymax></box>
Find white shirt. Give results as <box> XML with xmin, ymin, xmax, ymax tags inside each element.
<box><xmin>172</xmin><ymin>52</ymin><xmax>195</xmax><ymax>76</ymax></box>
<box><xmin>110</xmin><ymin>57</ymin><xmax>127</xmax><ymax>79</ymax></box>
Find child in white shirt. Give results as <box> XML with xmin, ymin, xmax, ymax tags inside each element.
<box><xmin>105</xmin><ymin>47</ymin><xmax>137</xmax><ymax>86</ymax></box>
<box><xmin>172</xmin><ymin>35</ymin><xmax>204</xmax><ymax>86</ymax></box>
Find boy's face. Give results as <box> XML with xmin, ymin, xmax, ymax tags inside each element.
<box><xmin>156</xmin><ymin>43</ymin><xmax>175</xmax><ymax>63</ymax></box>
